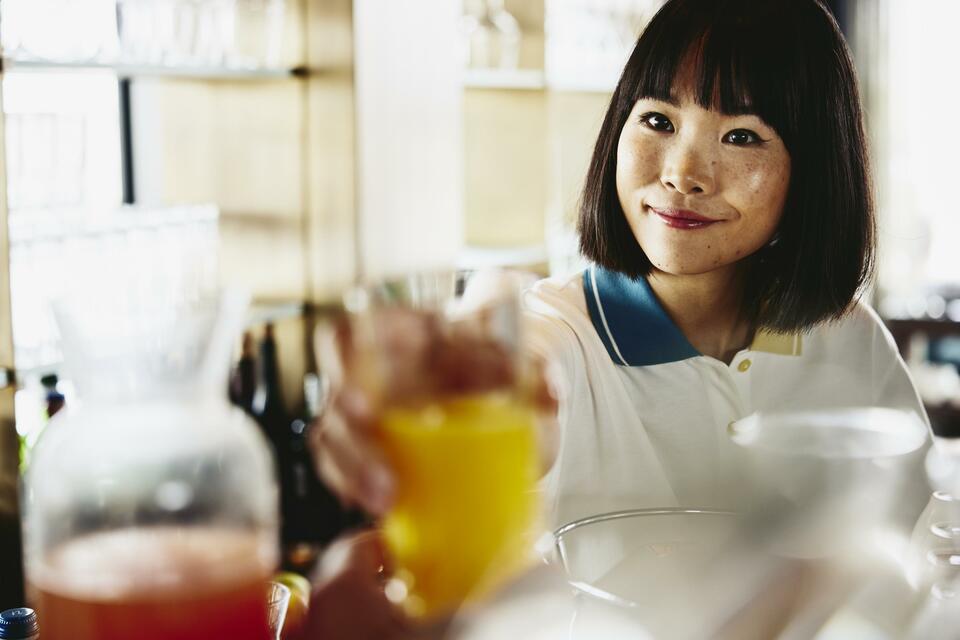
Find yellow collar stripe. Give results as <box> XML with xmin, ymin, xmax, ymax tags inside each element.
<box><xmin>750</xmin><ymin>330</ymin><xmax>802</xmax><ymax>356</ymax></box>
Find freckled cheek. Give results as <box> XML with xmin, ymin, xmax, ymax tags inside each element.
<box><xmin>617</xmin><ymin>140</ymin><xmax>661</xmax><ymax>186</ymax></box>
<box><xmin>726</xmin><ymin>162</ymin><xmax>789</xmax><ymax>226</ymax></box>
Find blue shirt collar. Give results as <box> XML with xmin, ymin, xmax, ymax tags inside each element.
<box><xmin>583</xmin><ymin>265</ymin><xmax>700</xmax><ymax>366</ymax></box>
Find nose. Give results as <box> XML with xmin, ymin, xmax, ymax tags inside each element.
<box><xmin>660</xmin><ymin>137</ymin><xmax>716</xmax><ymax>195</ymax></box>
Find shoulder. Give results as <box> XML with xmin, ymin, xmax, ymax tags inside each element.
<box><xmin>809</xmin><ymin>298</ymin><xmax>900</xmax><ymax>355</ymax></box>
<box><xmin>522</xmin><ymin>269</ymin><xmax>587</xmax><ymax>320</ymax></box>
<box><xmin>802</xmin><ymin>298</ymin><xmax>913</xmax><ymax>394</ymax></box>
<box><xmin>523</xmin><ymin>271</ymin><xmax>587</xmax><ymax>313</ymax></box>
<box><xmin>521</xmin><ymin>271</ymin><xmax>593</xmax><ymax>364</ymax></box>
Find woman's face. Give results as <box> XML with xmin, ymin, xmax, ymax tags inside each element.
<box><xmin>616</xmin><ymin>92</ymin><xmax>791</xmax><ymax>276</ymax></box>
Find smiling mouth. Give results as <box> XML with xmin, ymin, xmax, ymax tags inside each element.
<box><xmin>648</xmin><ymin>207</ymin><xmax>723</xmax><ymax>230</ymax></box>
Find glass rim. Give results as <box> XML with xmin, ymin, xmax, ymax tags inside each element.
<box><xmin>553</xmin><ymin>507</ymin><xmax>737</xmax><ymax>541</ymax></box>
<box><xmin>343</xmin><ymin>269</ymin><xmax>468</xmax><ymax>312</ymax></box>
<box><xmin>267</xmin><ymin>581</ymin><xmax>291</xmax><ymax>605</ymax></box>
<box><xmin>553</xmin><ymin>508</ymin><xmax>738</xmax><ymax>611</ymax></box>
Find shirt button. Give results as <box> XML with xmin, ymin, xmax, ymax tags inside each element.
<box><xmin>737</xmin><ymin>359</ymin><xmax>752</xmax><ymax>372</ymax></box>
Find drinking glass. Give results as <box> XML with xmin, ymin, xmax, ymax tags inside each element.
<box><xmin>907</xmin><ymin>491</ymin><xmax>960</xmax><ymax>594</ymax></box>
<box><xmin>321</xmin><ymin>270</ymin><xmax>542</xmax><ymax>619</ymax></box>
<box><xmin>193</xmin><ymin>0</ymin><xmax>235</xmax><ymax>66</ymax></box>
<box><xmin>228</xmin><ymin>0</ymin><xmax>286</xmax><ymax>69</ymax></box>
<box><xmin>463</xmin><ymin>0</ymin><xmax>520</xmax><ymax>69</ymax></box>
<box><xmin>728</xmin><ymin>407</ymin><xmax>928</xmax><ymax>558</ymax></box>
<box><xmin>117</xmin><ymin>0</ymin><xmax>164</xmax><ymax>64</ymax></box>
<box><xmin>266</xmin><ymin>582</ymin><xmax>291</xmax><ymax>639</ymax></box>
<box><xmin>553</xmin><ymin>508</ymin><xmax>740</xmax><ymax>638</ymax></box>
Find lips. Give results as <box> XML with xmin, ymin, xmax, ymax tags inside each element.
<box><xmin>648</xmin><ymin>206</ymin><xmax>723</xmax><ymax>230</ymax></box>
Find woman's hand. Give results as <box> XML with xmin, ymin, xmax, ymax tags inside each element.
<box><xmin>310</xmin><ymin>379</ymin><xmax>396</xmax><ymax>516</ymax></box>
<box><xmin>309</xmin><ymin>269</ymin><xmax>560</xmax><ymax>515</ymax></box>
<box><xmin>293</xmin><ymin>530</ymin><xmax>410</xmax><ymax>640</ymax></box>
<box><xmin>310</xmin><ymin>324</ymin><xmax>559</xmax><ymax>515</ymax></box>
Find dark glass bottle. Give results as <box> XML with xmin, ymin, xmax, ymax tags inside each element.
<box><xmin>228</xmin><ymin>332</ymin><xmax>257</xmax><ymax>414</ymax></box>
<box><xmin>0</xmin><ymin>608</ymin><xmax>39</xmax><ymax>639</ymax></box>
<box><xmin>227</xmin><ymin>324</ymin><xmax>368</xmax><ymax>572</ymax></box>
<box><xmin>256</xmin><ymin>323</ymin><xmax>286</xmax><ymax>432</ymax></box>
<box><xmin>39</xmin><ymin>374</ymin><xmax>64</xmax><ymax>421</ymax></box>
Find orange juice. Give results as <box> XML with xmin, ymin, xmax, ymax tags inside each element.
<box><xmin>29</xmin><ymin>527</ymin><xmax>273</xmax><ymax>640</ymax></box>
<box><xmin>379</xmin><ymin>393</ymin><xmax>540</xmax><ymax>618</ymax></box>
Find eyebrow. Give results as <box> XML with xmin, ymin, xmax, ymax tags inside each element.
<box><xmin>640</xmin><ymin>94</ymin><xmax>760</xmax><ymax>119</ymax></box>
<box><xmin>647</xmin><ymin>94</ymin><xmax>681</xmax><ymax>107</ymax></box>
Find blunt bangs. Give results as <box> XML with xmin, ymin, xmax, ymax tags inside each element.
<box><xmin>626</xmin><ymin>3</ymin><xmax>808</xmax><ymax>148</ymax></box>
<box><xmin>579</xmin><ymin>0</ymin><xmax>874</xmax><ymax>333</ymax></box>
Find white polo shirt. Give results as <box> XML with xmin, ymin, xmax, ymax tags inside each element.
<box><xmin>522</xmin><ymin>266</ymin><xmax>931</xmax><ymax>529</ymax></box>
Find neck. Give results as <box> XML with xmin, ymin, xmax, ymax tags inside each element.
<box><xmin>646</xmin><ymin>266</ymin><xmax>752</xmax><ymax>364</ymax></box>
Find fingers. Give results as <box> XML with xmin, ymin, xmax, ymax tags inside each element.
<box><xmin>315</xmin><ymin>529</ymin><xmax>388</xmax><ymax>583</ymax></box>
<box><xmin>314</xmin><ymin>319</ymin><xmax>350</xmax><ymax>390</ymax></box>
<box><xmin>313</xmin><ymin>316</ymin><xmax>398</xmax><ymax>516</ymax></box>
<box><xmin>534</xmin><ymin>412</ymin><xmax>560</xmax><ymax>477</ymax></box>
<box><xmin>299</xmin><ymin>531</ymin><xmax>411</xmax><ymax>640</ymax></box>
<box><xmin>528</xmin><ymin>357</ymin><xmax>561</xmax><ymax>475</ymax></box>
<box><xmin>311</xmin><ymin>403</ymin><xmax>395</xmax><ymax>516</ymax></box>
<box><xmin>530</xmin><ymin>356</ymin><xmax>560</xmax><ymax>415</ymax></box>
<box><xmin>429</xmin><ymin>338</ymin><xmax>515</xmax><ymax>395</ymax></box>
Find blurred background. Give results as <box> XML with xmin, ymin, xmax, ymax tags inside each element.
<box><xmin>0</xmin><ymin>0</ymin><xmax>958</xmax><ymax>608</ymax></box>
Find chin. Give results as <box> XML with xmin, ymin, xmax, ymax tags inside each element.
<box><xmin>652</xmin><ymin>263</ymin><xmax>720</xmax><ymax>276</ymax></box>
<box><xmin>647</xmin><ymin>253</ymin><xmax>737</xmax><ymax>276</ymax></box>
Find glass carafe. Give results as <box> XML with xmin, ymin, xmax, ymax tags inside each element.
<box><xmin>463</xmin><ymin>0</ymin><xmax>521</xmax><ymax>70</ymax></box>
<box><xmin>22</xmin><ymin>291</ymin><xmax>279</xmax><ymax>640</ymax></box>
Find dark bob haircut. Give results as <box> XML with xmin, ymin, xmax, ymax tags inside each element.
<box><xmin>578</xmin><ymin>0</ymin><xmax>874</xmax><ymax>333</ymax></box>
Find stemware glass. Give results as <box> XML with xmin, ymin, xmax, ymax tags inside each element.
<box><xmin>266</xmin><ymin>581</ymin><xmax>291</xmax><ymax>639</ymax></box>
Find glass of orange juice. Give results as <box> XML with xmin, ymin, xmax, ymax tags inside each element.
<box><xmin>335</xmin><ymin>270</ymin><xmax>542</xmax><ymax>619</ymax></box>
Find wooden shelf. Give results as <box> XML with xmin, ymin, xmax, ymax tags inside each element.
<box><xmin>1</xmin><ymin>57</ymin><xmax>311</xmax><ymax>81</ymax></box>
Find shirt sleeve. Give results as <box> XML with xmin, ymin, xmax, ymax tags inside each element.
<box><xmin>520</xmin><ymin>278</ymin><xmax>590</xmax><ymax>410</ymax></box>
<box><xmin>520</xmin><ymin>279</ymin><xmax>591</xmax><ymax>498</ymax></box>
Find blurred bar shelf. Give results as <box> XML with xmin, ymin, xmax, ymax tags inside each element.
<box><xmin>929</xmin><ymin>404</ymin><xmax>960</xmax><ymax>439</ymax></box>
<box><xmin>885</xmin><ymin>317</ymin><xmax>960</xmax><ymax>438</ymax></box>
<box><xmin>10</xmin><ymin>301</ymin><xmax>311</xmax><ymax>387</ymax></box>
<box><xmin>462</xmin><ymin>69</ymin><xmax>620</xmax><ymax>93</ymax></box>
<box><xmin>0</xmin><ymin>57</ymin><xmax>311</xmax><ymax>81</ymax></box>
<box><xmin>546</xmin><ymin>74</ymin><xmax>618</xmax><ymax>94</ymax></box>
<box><xmin>463</xmin><ymin>68</ymin><xmax>547</xmax><ymax>90</ymax></box>
<box><xmin>247</xmin><ymin>300</ymin><xmax>310</xmax><ymax>327</ymax></box>
<box><xmin>456</xmin><ymin>244</ymin><xmax>549</xmax><ymax>271</ymax></box>
<box><xmin>886</xmin><ymin>318</ymin><xmax>960</xmax><ymax>349</ymax></box>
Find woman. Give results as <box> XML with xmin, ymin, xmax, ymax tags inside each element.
<box><xmin>302</xmin><ymin>0</ymin><xmax>929</xmax><ymax>636</ymax></box>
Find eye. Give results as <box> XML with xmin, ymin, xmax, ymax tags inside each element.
<box><xmin>639</xmin><ymin>112</ymin><xmax>675</xmax><ymax>133</ymax></box>
<box><xmin>722</xmin><ymin>128</ymin><xmax>765</xmax><ymax>146</ymax></box>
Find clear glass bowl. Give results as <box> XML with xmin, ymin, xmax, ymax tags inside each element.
<box><xmin>554</xmin><ymin>508</ymin><xmax>738</xmax><ymax>608</ymax></box>
<box><xmin>553</xmin><ymin>509</ymin><xmax>741</xmax><ymax>638</ymax></box>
